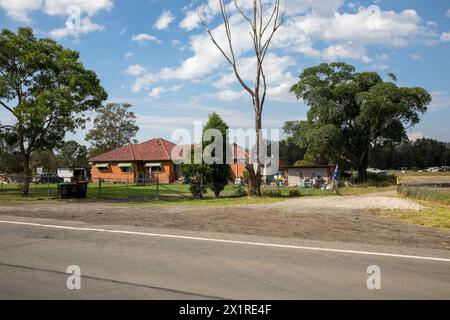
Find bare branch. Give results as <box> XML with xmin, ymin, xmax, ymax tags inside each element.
<box><xmin>198</xmin><ymin>0</ymin><xmax>255</xmax><ymax>97</ymax></box>
<box><xmin>0</xmin><ymin>100</ymin><xmax>15</xmax><ymax>115</ymax></box>
<box><xmin>233</xmin><ymin>0</ymin><xmax>253</xmax><ymax>27</ymax></box>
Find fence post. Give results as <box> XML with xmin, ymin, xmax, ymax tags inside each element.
<box><xmin>98</xmin><ymin>178</ymin><xmax>102</xmax><ymax>198</ymax></box>
<box><xmin>155</xmin><ymin>174</ymin><xmax>160</xmax><ymax>201</ymax></box>
<box><xmin>47</xmin><ymin>175</ymin><xmax>50</xmax><ymax>199</ymax></box>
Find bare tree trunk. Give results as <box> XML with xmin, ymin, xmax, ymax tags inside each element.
<box><xmin>199</xmin><ymin>0</ymin><xmax>285</xmax><ymax>197</ymax></box>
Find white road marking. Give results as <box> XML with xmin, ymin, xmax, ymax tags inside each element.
<box><xmin>1</xmin><ymin>220</ymin><xmax>450</xmax><ymax>263</ymax></box>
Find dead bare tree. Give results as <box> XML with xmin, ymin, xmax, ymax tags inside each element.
<box><xmin>199</xmin><ymin>0</ymin><xmax>285</xmax><ymax>196</ymax></box>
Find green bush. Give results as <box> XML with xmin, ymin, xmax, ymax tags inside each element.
<box><xmin>243</xmin><ymin>170</ymin><xmax>250</xmax><ymax>185</ymax></box>
<box><xmin>235</xmin><ymin>184</ymin><xmax>248</xmax><ymax>197</ymax></box>
<box><xmin>262</xmin><ymin>190</ymin><xmax>282</xmax><ymax>197</ymax></box>
<box><xmin>188</xmin><ymin>182</ymin><xmax>208</xmax><ymax>199</ymax></box>
<box><xmin>289</xmin><ymin>190</ymin><xmax>301</xmax><ymax>197</ymax></box>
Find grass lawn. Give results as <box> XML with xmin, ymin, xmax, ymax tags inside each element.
<box><xmin>0</xmin><ymin>181</ymin><xmax>396</xmax><ymax>205</ymax></box>
<box><xmin>398</xmin><ymin>186</ymin><xmax>450</xmax><ymax>205</ymax></box>
<box><xmin>394</xmin><ymin>171</ymin><xmax>450</xmax><ymax>177</ymax></box>
<box><xmin>338</xmin><ymin>185</ymin><xmax>397</xmax><ymax>195</ymax></box>
<box><xmin>383</xmin><ymin>200</ymin><xmax>450</xmax><ymax>230</ymax></box>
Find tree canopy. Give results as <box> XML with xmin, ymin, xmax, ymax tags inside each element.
<box><xmin>203</xmin><ymin>113</ymin><xmax>232</xmax><ymax>198</ymax></box>
<box><xmin>182</xmin><ymin>113</ymin><xmax>232</xmax><ymax>198</ymax></box>
<box><xmin>0</xmin><ymin>27</ymin><xmax>107</xmax><ymax>194</ymax></box>
<box><xmin>285</xmin><ymin>62</ymin><xmax>431</xmax><ymax>180</ymax></box>
<box><xmin>58</xmin><ymin>140</ymin><xmax>88</xmax><ymax>167</ymax></box>
<box><xmin>86</xmin><ymin>103</ymin><xmax>139</xmax><ymax>157</ymax></box>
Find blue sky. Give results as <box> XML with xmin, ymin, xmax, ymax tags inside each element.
<box><xmin>1</xmin><ymin>0</ymin><xmax>450</xmax><ymax>145</ymax></box>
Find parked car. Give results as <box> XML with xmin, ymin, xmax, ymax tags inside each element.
<box><xmin>32</xmin><ymin>174</ymin><xmax>63</xmax><ymax>184</ymax></box>
<box><xmin>440</xmin><ymin>166</ymin><xmax>450</xmax><ymax>172</ymax></box>
<box><xmin>427</xmin><ymin>167</ymin><xmax>441</xmax><ymax>173</ymax></box>
<box><xmin>367</xmin><ymin>168</ymin><xmax>389</xmax><ymax>176</ymax></box>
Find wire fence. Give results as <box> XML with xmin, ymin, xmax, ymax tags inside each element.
<box><xmin>398</xmin><ymin>184</ymin><xmax>450</xmax><ymax>205</ymax></box>
<box><xmin>0</xmin><ymin>176</ymin><xmax>244</xmax><ymax>201</ymax></box>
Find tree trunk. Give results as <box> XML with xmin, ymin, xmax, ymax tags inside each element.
<box><xmin>247</xmin><ymin>112</ymin><xmax>263</xmax><ymax>197</ymax></box>
<box><xmin>358</xmin><ymin>166</ymin><xmax>367</xmax><ymax>183</ymax></box>
<box><xmin>21</xmin><ymin>154</ymin><xmax>31</xmax><ymax>196</ymax></box>
<box><xmin>358</xmin><ymin>150</ymin><xmax>369</xmax><ymax>183</ymax></box>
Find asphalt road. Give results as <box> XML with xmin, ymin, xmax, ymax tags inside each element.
<box><xmin>0</xmin><ymin>216</ymin><xmax>449</xmax><ymax>300</ymax></box>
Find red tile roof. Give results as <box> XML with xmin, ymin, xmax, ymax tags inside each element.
<box><xmin>90</xmin><ymin>138</ymin><xmax>176</xmax><ymax>162</ymax></box>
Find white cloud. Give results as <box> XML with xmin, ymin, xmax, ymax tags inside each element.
<box><xmin>447</xmin><ymin>9</ymin><xmax>450</xmax><ymax>18</ymax></box>
<box><xmin>132</xmin><ymin>33</ymin><xmax>161</xmax><ymax>44</ymax></box>
<box><xmin>430</xmin><ymin>92</ymin><xmax>450</xmax><ymax>111</ymax></box>
<box><xmin>0</xmin><ymin>0</ymin><xmax>43</xmax><ymax>22</ymax></box>
<box><xmin>179</xmin><ymin>10</ymin><xmax>200</xmax><ymax>31</ymax></box>
<box><xmin>322</xmin><ymin>43</ymin><xmax>371</xmax><ymax>63</ymax></box>
<box><xmin>408</xmin><ymin>132</ymin><xmax>426</xmax><ymax>142</ymax></box>
<box><xmin>212</xmin><ymin>90</ymin><xmax>246</xmax><ymax>101</ymax></box>
<box><xmin>132</xmin><ymin>3</ymin><xmax>436</xmax><ymax>105</ymax></box>
<box><xmin>148</xmin><ymin>85</ymin><xmax>184</xmax><ymax>99</ymax></box>
<box><xmin>154</xmin><ymin>10</ymin><xmax>175</xmax><ymax>30</ymax></box>
<box><xmin>441</xmin><ymin>32</ymin><xmax>450</xmax><ymax>42</ymax></box>
<box><xmin>0</xmin><ymin>0</ymin><xmax>113</xmax><ymax>37</ymax></box>
<box><xmin>43</xmin><ymin>0</ymin><xmax>113</xmax><ymax>16</ymax></box>
<box><xmin>126</xmin><ymin>64</ymin><xmax>146</xmax><ymax>76</ymax></box>
<box><xmin>50</xmin><ymin>16</ymin><xmax>104</xmax><ymax>39</ymax></box>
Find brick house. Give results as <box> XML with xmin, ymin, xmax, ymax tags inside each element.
<box><xmin>90</xmin><ymin>138</ymin><xmax>178</xmax><ymax>184</ymax></box>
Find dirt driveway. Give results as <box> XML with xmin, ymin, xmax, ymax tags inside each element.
<box><xmin>1</xmin><ymin>193</ymin><xmax>449</xmax><ymax>250</ymax></box>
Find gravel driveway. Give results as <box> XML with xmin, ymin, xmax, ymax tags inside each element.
<box><xmin>259</xmin><ymin>195</ymin><xmax>424</xmax><ymax>211</ymax></box>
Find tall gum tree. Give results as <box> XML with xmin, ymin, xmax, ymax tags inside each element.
<box><xmin>199</xmin><ymin>0</ymin><xmax>285</xmax><ymax>196</ymax></box>
<box><xmin>0</xmin><ymin>28</ymin><xmax>107</xmax><ymax>195</ymax></box>
<box><xmin>286</xmin><ymin>62</ymin><xmax>431</xmax><ymax>181</ymax></box>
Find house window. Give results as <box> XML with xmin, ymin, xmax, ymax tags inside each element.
<box><xmin>96</xmin><ymin>164</ymin><xmax>110</xmax><ymax>173</ymax></box>
<box><xmin>147</xmin><ymin>166</ymin><xmax>162</xmax><ymax>173</ymax></box>
<box><xmin>145</xmin><ymin>163</ymin><xmax>163</xmax><ymax>173</ymax></box>
<box><xmin>118</xmin><ymin>163</ymin><xmax>133</xmax><ymax>173</ymax></box>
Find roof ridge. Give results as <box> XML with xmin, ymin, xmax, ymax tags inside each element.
<box><xmin>137</xmin><ymin>142</ymin><xmax>144</xmax><ymax>161</ymax></box>
<box><xmin>160</xmin><ymin>138</ymin><xmax>171</xmax><ymax>160</ymax></box>
<box><xmin>129</xmin><ymin>144</ymin><xmax>136</xmax><ymax>161</ymax></box>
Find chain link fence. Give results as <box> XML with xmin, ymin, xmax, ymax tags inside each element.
<box><xmin>398</xmin><ymin>184</ymin><xmax>450</xmax><ymax>205</ymax></box>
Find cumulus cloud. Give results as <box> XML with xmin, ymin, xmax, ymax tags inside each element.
<box><xmin>43</xmin><ymin>0</ymin><xmax>113</xmax><ymax>16</ymax></box>
<box><xmin>408</xmin><ymin>132</ymin><xmax>426</xmax><ymax>142</ymax></box>
<box><xmin>0</xmin><ymin>0</ymin><xmax>43</xmax><ymax>22</ymax></box>
<box><xmin>154</xmin><ymin>10</ymin><xmax>175</xmax><ymax>30</ymax></box>
<box><xmin>148</xmin><ymin>85</ymin><xmax>184</xmax><ymax>99</ymax></box>
<box><xmin>50</xmin><ymin>16</ymin><xmax>104</xmax><ymax>39</ymax></box>
<box><xmin>441</xmin><ymin>32</ymin><xmax>450</xmax><ymax>42</ymax></box>
<box><xmin>132</xmin><ymin>33</ymin><xmax>161</xmax><ymax>44</ymax></box>
<box><xmin>126</xmin><ymin>65</ymin><xmax>146</xmax><ymax>76</ymax></box>
<box><xmin>0</xmin><ymin>0</ymin><xmax>113</xmax><ymax>37</ymax></box>
<box><xmin>130</xmin><ymin>2</ymin><xmax>437</xmax><ymax>105</ymax></box>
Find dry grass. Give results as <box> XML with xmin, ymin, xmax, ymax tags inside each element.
<box><xmin>382</xmin><ymin>200</ymin><xmax>450</xmax><ymax>230</ymax></box>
